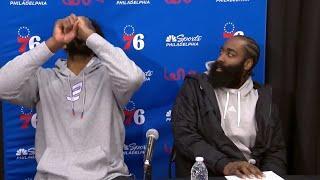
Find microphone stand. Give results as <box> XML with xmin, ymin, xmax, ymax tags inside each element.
<box><xmin>143</xmin><ymin>160</ymin><xmax>152</xmax><ymax>180</ymax></box>
<box><xmin>143</xmin><ymin>129</ymin><xmax>159</xmax><ymax>180</ymax></box>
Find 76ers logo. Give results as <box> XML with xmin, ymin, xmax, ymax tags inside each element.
<box><xmin>19</xmin><ymin>106</ymin><xmax>37</xmax><ymax>129</ymax></box>
<box><xmin>17</xmin><ymin>26</ymin><xmax>41</xmax><ymax>53</ymax></box>
<box><xmin>223</xmin><ymin>22</ymin><xmax>244</xmax><ymax>38</ymax></box>
<box><xmin>123</xmin><ymin>25</ymin><xmax>145</xmax><ymax>51</ymax></box>
<box><xmin>124</xmin><ymin>101</ymin><xmax>145</xmax><ymax>126</ymax></box>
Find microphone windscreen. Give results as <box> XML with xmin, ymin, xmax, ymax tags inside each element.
<box><xmin>146</xmin><ymin>129</ymin><xmax>159</xmax><ymax>140</ymax></box>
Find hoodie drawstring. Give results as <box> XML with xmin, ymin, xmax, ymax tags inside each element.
<box><xmin>68</xmin><ymin>74</ymin><xmax>86</xmax><ymax>119</ymax></box>
<box><xmin>223</xmin><ymin>92</ymin><xmax>229</xmax><ymax>120</ymax></box>
<box><xmin>223</xmin><ymin>91</ymin><xmax>241</xmax><ymax>127</ymax></box>
<box><xmin>237</xmin><ymin>91</ymin><xmax>241</xmax><ymax>127</ymax></box>
<box><xmin>81</xmin><ymin>73</ymin><xmax>86</xmax><ymax>119</ymax></box>
<box><xmin>68</xmin><ymin>75</ymin><xmax>75</xmax><ymax>117</ymax></box>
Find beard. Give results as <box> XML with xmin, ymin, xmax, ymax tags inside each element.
<box><xmin>65</xmin><ymin>38</ymin><xmax>93</xmax><ymax>57</ymax></box>
<box><xmin>208</xmin><ymin>60</ymin><xmax>246</xmax><ymax>89</ymax></box>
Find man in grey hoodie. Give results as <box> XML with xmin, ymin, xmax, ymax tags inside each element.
<box><xmin>172</xmin><ymin>35</ymin><xmax>286</xmax><ymax>179</ymax></box>
<box><xmin>0</xmin><ymin>14</ymin><xmax>145</xmax><ymax>180</ymax></box>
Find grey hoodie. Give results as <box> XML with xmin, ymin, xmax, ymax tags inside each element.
<box><xmin>0</xmin><ymin>33</ymin><xmax>145</xmax><ymax>180</ymax></box>
<box><xmin>206</xmin><ymin>61</ymin><xmax>258</xmax><ymax>160</ymax></box>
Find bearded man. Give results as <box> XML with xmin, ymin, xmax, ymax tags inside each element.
<box><xmin>172</xmin><ymin>35</ymin><xmax>287</xmax><ymax>179</ymax></box>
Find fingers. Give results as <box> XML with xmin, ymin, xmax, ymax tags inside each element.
<box><xmin>247</xmin><ymin>165</ymin><xmax>264</xmax><ymax>179</ymax></box>
<box><xmin>62</xmin><ymin>20</ymin><xmax>71</xmax><ymax>33</ymax></box>
<box><xmin>52</xmin><ymin>14</ymin><xmax>80</xmax><ymax>44</ymax></box>
<box><xmin>235</xmin><ymin>169</ymin><xmax>245</xmax><ymax>179</ymax></box>
<box><xmin>67</xmin><ymin>15</ymin><xmax>77</xmax><ymax>28</ymax></box>
<box><xmin>76</xmin><ymin>16</ymin><xmax>95</xmax><ymax>41</ymax></box>
<box><xmin>226</xmin><ymin>161</ymin><xmax>264</xmax><ymax>179</ymax></box>
<box><xmin>57</xmin><ymin>14</ymin><xmax>90</xmax><ymax>33</ymax></box>
<box><xmin>239</xmin><ymin>165</ymin><xmax>252</xmax><ymax>178</ymax></box>
<box><xmin>61</xmin><ymin>14</ymin><xmax>78</xmax><ymax>34</ymax></box>
<box><xmin>55</xmin><ymin>19</ymin><xmax>63</xmax><ymax>27</ymax></box>
<box><xmin>240</xmin><ymin>164</ymin><xmax>264</xmax><ymax>179</ymax></box>
<box><xmin>77</xmin><ymin>16</ymin><xmax>93</xmax><ymax>28</ymax></box>
<box><xmin>63</xmin><ymin>18</ymin><xmax>73</xmax><ymax>33</ymax></box>
<box><xmin>72</xmin><ymin>20</ymin><xmax>79</xmax><ymax>31</ymax></box>
<box><xmin>78</xmin><ymin>16</ymin><xmax>89</xmax><ymax>22</ymax></box>
<box><xmin>54</xmin><ymin>19</ymin><xmax>64</xmax><ymax>34</ymax></box>
<box><xmin>68</xmin><ymin>14</ymin><xmax>79</xmax><ymax>35</ymax></box>
<box><xmin>69</xmin><ymin>13</ymin><xmax>77</xmax><ymax>23</ymax></box>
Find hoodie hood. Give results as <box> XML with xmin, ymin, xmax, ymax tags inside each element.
<box><xmin>54</xmin><ymin>56</ymin><xmax>102</xmax><ymax>77</ymax></box>
<box><xmin>205</xmin><ymin>60</ymin><xmax>215</xmax><ymax>74</ymax></box>
<box><xmin>53</xmin><ymin>57</ymin><xmax>103</xmax><ymax>118</ymax></box>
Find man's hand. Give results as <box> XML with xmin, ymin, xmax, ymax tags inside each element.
<box><xmin>223</xmin><ymin>161</ymin><xmax>264</xmax><ymax>179</ymax></box>
<box><xmin>77</xmin><ymin>16</ymin><xmax>96</xmax><ymax>41</ymax></box>
<box><xmin>46</xmin><ymin>14</ymin><xmax>78</xmax><ymax>52</ymax></box>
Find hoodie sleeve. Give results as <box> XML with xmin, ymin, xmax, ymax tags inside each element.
<box><xmin>86</xmin><ymin>33</ymin><xmax>145</xmax><ymax>107</ymax></box>
<box><xmin>172</xmin><ymin>78</ymin><xmax>237</xmax><ymax>175</ymax></box>
<box><xmin>0</xmin><ymin>42</ymin><xmax>53</xmax><ymax>108</ymax></box>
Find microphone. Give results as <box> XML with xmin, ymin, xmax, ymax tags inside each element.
<box><xmin>143</xmin><ymin>129</ymin><xmax>159</xmax><ymax>180</ymax></box>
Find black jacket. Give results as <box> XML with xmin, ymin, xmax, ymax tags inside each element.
<box><xmin>172</xmin><ymin>74</ymin><xmax>287</xmax><ymax>177</ymax></box>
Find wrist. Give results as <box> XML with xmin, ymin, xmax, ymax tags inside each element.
<box><xmin>223</xmin><ymin>163</ymin><xmax>231</xmax><ymax>175</ymax></box>
<box><xmin>45</xmin><ymin>37</ymin><xmax>64</xmax><ymax>53</ymax></box>
<box><xmin>216</xmin><ymin>158</ymin><xmax>235</xmax><ymax>175</ymax></box>
<box><xmin>84</xmin><ymin>31</ymin><xmax>95</xmax><ymax>41</ymax></box>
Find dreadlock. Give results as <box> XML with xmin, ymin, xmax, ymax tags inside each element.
<box><xmin>234</xmin><ymin>35</ymin><xmax>260</xmax><ymax>71</ymax></box>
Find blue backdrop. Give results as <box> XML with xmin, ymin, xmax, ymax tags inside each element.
<box><xmin>0</xmin><ymin>0</ymin><xmax>267</xmax><ymax>179</ymax></box>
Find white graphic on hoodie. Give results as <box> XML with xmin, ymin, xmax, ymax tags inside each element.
<box><xmin>67</xmin><ymin>82</ymin><xmax>83</xmax><ymax>102</ymax></box>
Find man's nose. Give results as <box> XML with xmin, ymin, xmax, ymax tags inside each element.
<box><xmin>217</xmin><ymin>53</ymin><xmax>226</xmax><ymax>62</ymax></box>
<box><xmin>216</xmin><ymin>57</ymin><xmax>224</xmax><ymax>64</ymax></box>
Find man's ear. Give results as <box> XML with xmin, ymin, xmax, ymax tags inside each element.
<box><xmin>244</xmin><ymin>58</ymin><xmax>253</xmax><ymax>71</ymax></box>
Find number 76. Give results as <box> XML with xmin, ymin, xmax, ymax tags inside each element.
<box><xmin>18</xmin><ymin>36</ymin><xmax>41</xmax><ymax>53</ymax></box>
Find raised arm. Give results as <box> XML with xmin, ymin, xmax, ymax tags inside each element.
<box><xmin>77</xmin><ymin>16</ymin><xmax>145</xmax><ymax>106</ymax></box>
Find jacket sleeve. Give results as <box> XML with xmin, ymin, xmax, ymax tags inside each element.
<box><xmin>260</xmin><ymin>103</ymin><xmax>287</xmax><ymax>175</ymax></box>
<box><xmin>86</xmin><ymin>33</ymin><xmax>145</xmax><ymax>107</ymax></box>
<box><xmin>0</xmin><ymin>42</ymin><xmax>53</xmax><ymax>108</ymax></box>
<box><xmin>172</xmin><ymin>78</ymin><xmax>237</xmax><ymax>175</ymax></box>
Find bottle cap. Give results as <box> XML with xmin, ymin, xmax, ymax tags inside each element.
<box><xmin>195</xmin><ymin>157</ymin><xmax>204</xmax><ymax>162</ymax></box>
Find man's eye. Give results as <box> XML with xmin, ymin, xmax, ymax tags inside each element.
<box><xmin>227</xmin><ymin>52</ymin><xmax>234</xmax><ymax>57</ymax></box>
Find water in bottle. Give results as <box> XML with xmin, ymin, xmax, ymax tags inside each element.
<box><xmin>191</xmin><ymin>156</ymin><xmax>208</xmax><ymax>180</ymax></box>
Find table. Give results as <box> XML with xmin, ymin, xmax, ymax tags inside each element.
<box><xmin>169</xmin><ymin>175</ymin><xmax>320</xmax><ymax>180</ymax></box>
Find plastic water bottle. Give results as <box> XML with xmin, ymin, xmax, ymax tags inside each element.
<box><xmin>191</xmin><ymin>157</ymin><xmax>208</xmax><ymax>180</ymax></box>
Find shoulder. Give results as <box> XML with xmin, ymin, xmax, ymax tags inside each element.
<box><xmin>184</xmin><ymin>73</ymin><xmax>208</xmax><ymax>84</ymax></box>
<box><xmin>254</xmin><ymin>82</ymin><xmax>272</xmax><ymax>96</ymax></box>
<box><xmin>255</xmin><ymin>83</ymin><xmax>281</xmax><ymax>107</ymax></box>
